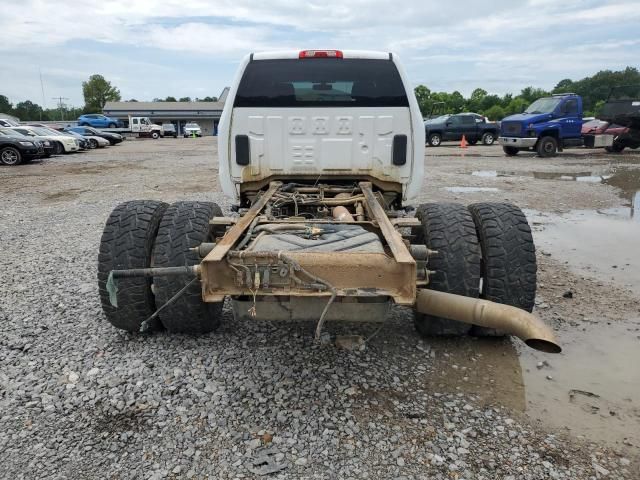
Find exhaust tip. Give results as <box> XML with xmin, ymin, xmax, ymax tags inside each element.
<box><xmin>525</xmin><ymin>338</ymin><xmax>562</xmax><ymax>354</ymax></box>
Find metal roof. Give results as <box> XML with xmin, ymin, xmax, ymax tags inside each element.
<box><xmin>103</xmin><ymin>101</ymin><xmax>224</xmax><ymax>112</ymax></box>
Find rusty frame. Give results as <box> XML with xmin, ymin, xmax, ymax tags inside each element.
<box><xmin>200</xmin><ymin>181</ymin><xmax>417</xmax><ymax>305</ymax></box>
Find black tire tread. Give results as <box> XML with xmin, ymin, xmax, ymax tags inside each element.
<box><xmin>503</xmin><ymin>146</ymin><xmax>519</xmax><ymax>156</ymax></box>
<box><xmin>468</xmin><ymin>202</ymin><xmax>537</xmax><ymax>336</ymax></box>
<box><xmin>413</xmin><ymin>203</ymin><xmax>481</xmax><ymax>336</ymax></box>
<box><xmin>536</xmin><ymin>136</ymin><xmax>558</xmax><ymax>157</ymax></box>
<box><xmin>1</xmin><ymin>146</ymin><xmax>23</xmax><ymax>166</ymax></box>
<box><xmin>153</xmin><ymin>201</ymin><xmax>223</xmax><ymax>334</ymax></box>
<box><xmin>97</xmin><ymin>200</ymin><xmax>169</xmax><ymax>332</ymax></box>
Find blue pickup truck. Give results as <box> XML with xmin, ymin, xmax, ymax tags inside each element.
<box><xmin>498</xmin><ymin>93</ymin><xmax>612</xmax><ymax>157</ymax></box>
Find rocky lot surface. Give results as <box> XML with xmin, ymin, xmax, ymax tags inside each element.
<box><xmin>1</xmin><ymin>138</ymin><xmax>638</xmax><ymax>479</ymax></box>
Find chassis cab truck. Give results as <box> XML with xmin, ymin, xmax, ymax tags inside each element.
<box><xmin>97</xmin><ymin>50</ymin><xmax>560</xmax><ymax>353</ymax></box>
<box><xmin>499</xmin><ymin>93</ymin><xmax>613</xmax><ymax>157</ymax></box>
<box><xmin>128</xmin><ymin>116</ymin><xmax>163</xmax><ymax>139</ymax></box>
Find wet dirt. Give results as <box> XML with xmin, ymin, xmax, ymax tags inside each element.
<box><xmin>519</xmin><ymin>318</ymin><xmax>640</xmax><ymax>450</ymax></box>
<box><xmin>471</xmin><ymin>167</ymin><xmax>640</xmax><ymax>211</ymax></box>
<box><xmin>444</xmin><ymin>186</ymin><xmax>500</xmax><ymax>193</ymax></box>
<box><xmin>528</xmin><ymin>208</ymin><xmax>640</xmax><ymax>294</ymax></box>
<box><xmin>3</xmin><ymin>139</ymin><xmax>640</xmax><ymax>462</ymax></box>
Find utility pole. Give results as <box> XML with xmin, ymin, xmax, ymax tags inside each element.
<box><xmin>39</xmin><ymin>68</ymin><xmax>46</xmax><ymax>121</ymax></box>
<box><xmin>52</xmin><ymin>96</ymin><xmax>69</xmax><ymax>121</ymax></box>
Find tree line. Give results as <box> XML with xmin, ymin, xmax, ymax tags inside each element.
<box><xmin>2</xmin><ymin>67</ymin><xmax>638</xmax><ymax>121</ymax></box>
<box><xmin>415</xmin><ymin>66</ymin><xmax>639</xmax><ymax>120</ymax></box>
<box><xmin>0</xmin><ymin>74</ymin><xmax>218</xmax><ymax>122</ymax></box>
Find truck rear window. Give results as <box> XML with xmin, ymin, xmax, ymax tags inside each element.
<box><xmin>234</xmin><ymin>58</ymin><xmax>409</xmax><ymax>108</ymax></box>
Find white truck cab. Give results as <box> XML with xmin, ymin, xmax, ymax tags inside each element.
<box><xmin>218</xmin><ymin>50</ymin><xmax>425</xmax><ymax>204</ymax></box>
<box><xmin>129</xmin><ymin>116</ymin><xmax>163</xmax><ymax>139</ymax></box>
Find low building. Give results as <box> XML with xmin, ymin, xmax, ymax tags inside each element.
<box><xmin>103</xmin><ymin>90</ymin><xmax>228</xmax><ymax>136</ymax></box>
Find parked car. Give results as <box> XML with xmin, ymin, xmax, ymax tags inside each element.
<box><xmin>66</xmin><ymin>126</ymin><xmax>123</xmax><ymax>145</ymax></box>
<box><xmin>77</xmin><ymin>114</ymin><xmax>122</xmax><ymax>128</ymax></box>
<box><xmin>424</xmin><ymin>113</ymin><xmax>499</xmax><ymax>146</ymax></box>
<box><xmin>581</xmin><ymin>119</ymin><xmax>609</xmax><ymax>135</ymax></box>
<box><xmin>183</xmin><ymin>122</ymin><xmax>202</xmax><ymax>137</ymax></box>
<box><xmin>27</xmin><ymin>124</ymin><xmax>91</xmax><ymax>150</ymax></box>
<box><xmin>0</xmin><ymin>127</ymin><xmax>53</xmax><ymax>157</ymax></box>
<box><xmin>0</xmin><ymin>132</ymin><xmax>45</xmax><ymax>165</ymax></box>
<box><xmin>61</xmin><ymin>129</ymin><xmax>108</xmax><ymax>149</ymax></box>
<box><xmin>162</xmin><ymin>123</ymin><xmax>178</xmax><ymax>138</ymax></box>
<box><xmin>0</xmin><ymin>117</ymin><xmax>20</xmax><ymax>127</ymax></box>
<box><xmin>10</xmin><ymin>126</ymin><xmax>79</xmax><ymax>154</ymax></box>
<box><xmin>581</xmin><ymin>119</ymin><xmax>640</xmax><ymax>153</ymax></box>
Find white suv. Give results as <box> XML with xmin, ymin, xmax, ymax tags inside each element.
<box><xmin>218</xmin><ymin>50</ymin><xmax>425</xmax><ymax>204</ymax></box>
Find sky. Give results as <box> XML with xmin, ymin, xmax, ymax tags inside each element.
<box><xmin>1</xmin><ymin>0</ymin><xmax>639</xmax><ymax>109</ymax></box>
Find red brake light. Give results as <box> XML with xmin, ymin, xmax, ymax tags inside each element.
<box><xmin>299</xmin><ymin>50</ymin><xmax>343</xmax><ymax>59</ymax></box>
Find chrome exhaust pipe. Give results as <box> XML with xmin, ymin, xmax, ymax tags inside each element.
<box><xmin>415</xmin><ymin>289</ymin><xmax>561</xmax><ymax>353</ymax></box>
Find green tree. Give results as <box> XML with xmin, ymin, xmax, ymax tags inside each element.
<box><xmin>414</xmin><ymin>85</ymin><xmax>432</xmax><ymax>116</ymax></box>
<box><xmin>519</xmin><ymin>87</ymin><xmax>550</xmax><ymax>104</ymax></box>
<box><xmin>179</xmin><ymin>96</ymin><xmax>191</xmax><ymax>102</ymax></box>
<box><xmin>127</xmin><ymin>99</ymin><xmax>139</xmax><ymax>102</ymax></box>
<box><xmin>13</xmin><ymin>100</ymin><xmax>44</xmax><ymax>121</ymax></box>
<box><xmin>484</xmin><ymin>105</ymin><xmax>505</xmax><ymax>121</ymax></box>
<box><xmin>467</xmin><ymin>88</ymin><xmax>487</xmax><ymax>112</ymax></box>
<box><xmin>0</xmin><ymin>94</ymin><xmax>13</xmax><ymax>114</ymax></box>
<box><xmin>504</xmin><ymin>97</ymin><xmax>528</xmax><ymax>116</ymax></box>
<box><xmin>480</xmin><ymin>94</ymin><xmax>501</xmax><ymax>112</ymax></box>
<box><xmin>165</xmin><ymin>96</ymin><xmax>177</xmax><ymax>102</ymax></box>
<box><xmin>82</xmin><ymin>74</ymin><xmax>121</xmax><ymax>112</ymax></box>
<box><xmin>201</xmin><ymin>96</ymin><xmax>217</xmax><ymax>102</ymax></box>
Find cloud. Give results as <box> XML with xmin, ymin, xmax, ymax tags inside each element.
<box><xmin>0</xmin><ymin>0</ymin><xmax>638</xmax><ymax>106</ymax></box>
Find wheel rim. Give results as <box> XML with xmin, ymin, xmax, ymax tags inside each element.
<box><xmin>485</xmin><ymin>134</ymin><xmax>493</xmax><ymax>144</ymax></box>
<box><xmin>432</xmin><ymin>135</ymin><xmax>440</xmax><ymax>145</ymax></box>
<box><xmin>2</xmin><ymin>149</ymin><xmax>20</xmax><ymax>165</ymax></box>
<box><xmin>544</xmin><ymin>142</ymin><xmax>554</xmax><ymax>153</ymax></box>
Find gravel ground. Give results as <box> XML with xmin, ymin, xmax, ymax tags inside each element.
<box><xmin>1</xmin><ymin>138</ymin><xmax>638</xmax><ymax>479</ymax></box>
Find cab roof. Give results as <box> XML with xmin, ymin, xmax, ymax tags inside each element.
<box><xmin>251</xmin><ymin>50</ymin><xmax>392</xmax><ymax>61</ymax></box>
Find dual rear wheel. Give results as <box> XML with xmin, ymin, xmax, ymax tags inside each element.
<box><xmin>413</xmin><ymin>202</ymin><xmax>536</xmax><ymax>337</ymax></box>
<box><xmin>97</xmin><ymin>199</ymin><xmax>536</xmax><ymax>338</ymax></box>
<box><xmin>97</xmin><ymin>200</ymin><xmax>223</xmax><ymax>334</ymax></box>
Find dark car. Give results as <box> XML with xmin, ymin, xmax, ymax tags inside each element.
<box><xmin>67</xmin><ymin>126</ymin><xmax>123</xmax><ymax>145</ymax></box>
<box><xmin>0</xmin><ymin>132</ymin><xmax>44</xmax><ymax>165</ymax></box>
<box><xmin>162</xmin><ymin>123</ymin><xmax>178</xmax><ymax>138</ymax></box>
<box><xmin>424</xmin><ymin>113</ymin><xmax>499</xmax><ymax>146</ymax></box>
<box><xmin>0</xmin><ymin>127</ymin><xmax>53</xmax><ymax>158</ymax></box>
<box><xmin>58</xmin><ymin>129</ymin><xmax>92</xmax><ymax>149</ymax></box>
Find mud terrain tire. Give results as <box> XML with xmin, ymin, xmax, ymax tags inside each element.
<box><xmin>413</xmin><ymin>203</ymin><xmax>481</xmax><ymax>336</ymax></box>
<box><xmin>97</xmin><ymin>200</ymin><xmax>169</xmax><ymax>332</ymax></box>
<box><xmin>468</xmin><ymin>202</ymin><xmax>537</xmax><ymax>336</ymax></box>
<box><xmin>536</xmin><ymin>136</ymin><xmax>558</xmax><ymax>157</ymax></box>
<box><xmin>153</xmin><ymin>201</ymin><xmax>223</xmax><ymax>334</ymax></box>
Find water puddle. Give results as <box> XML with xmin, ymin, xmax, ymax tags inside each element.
<box><xmin>427</xmin><ymin>320</ymin><xmax>640</xmax><ymax>454</ymax></box>
<box><xmin>471</xmin><ymin>168</ymin><xmax>640</xmax><ymax>213</ymax></box>
<box><xmin>528</xmin><ymin>209</ymin><xmax>640</xmax><ymax>294</ymax></box>
<box><xmin>444</xmin><ymin>186</ymin><xmax>500</xmax><ymax>193</ymax></box>
<box><xmin>519</xmin><ymin>318</ymin><xmax>640</xmax><ymax>450</ymax></box>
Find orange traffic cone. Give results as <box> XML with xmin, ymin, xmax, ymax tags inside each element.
<box><xmin>459</xmin><ymin>135</ymin><xmax>468</xmax><ymax>149</ymax></box>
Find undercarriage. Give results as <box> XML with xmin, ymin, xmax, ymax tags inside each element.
<box><xmin>99</xmin><ymin>181</ymin><xmax>561</xmax><ymax>353</ymax></box>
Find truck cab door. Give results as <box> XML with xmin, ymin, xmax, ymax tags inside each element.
<box><xmin>131</xmin><ymin>117</ymin><xmax>140</xmax><ymax>133</ymax></box>
<box><xmin>459</xmin><ymin>115</ymin><xmax>478</xmax><ymax>141</ymax></box>
<box><xmin>444</xmin><ymin>115</ymin><xmax>462</xmax><ymax>140</ymax></box>
<box><xmin>557</xmin><ymin>99</ymin><xmax>582</xmax><ymax>138</ymax></box>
